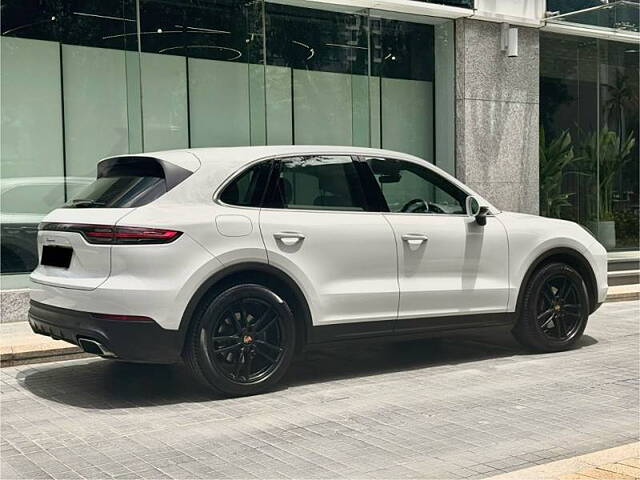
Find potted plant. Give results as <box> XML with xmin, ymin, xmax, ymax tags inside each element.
<box><xmin>579</xmin><ymin>129</ymin><xmax>635</xmax><ymax>249</ymax></box>
<box><xmin>539</xmin><ymin>128</ymin><xmax>581</xmax><ymax>218</ymax></box>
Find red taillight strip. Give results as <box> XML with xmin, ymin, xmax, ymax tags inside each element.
<box><xmin>114</xmin><ymin>229</ymin><xmax>179</xmax><ymax>239</ymax></box>
<box><xmin>39</xmin><ymin>223</ymin><xmax>182</xmax><ymax>245</ymax></box>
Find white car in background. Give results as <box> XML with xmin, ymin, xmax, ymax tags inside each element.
<box><xmin>1</xmin><ymin>177</ymin><xmax>91</xmax><ymax>273</ymax></box>
<box><xmin>29</xmin><ymin>146</ymin><xmax>608</xmax><ymax>396</ymax></box>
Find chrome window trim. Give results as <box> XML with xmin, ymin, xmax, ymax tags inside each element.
<box><xmin>213</xmin><ymin>150</ymin><xmax>495</xmax><ymax>217</ymax></box>
<box><xmin>213</xmin><ymin>152</ymin><xmax>368</xmax><ymax>213</ymax></box>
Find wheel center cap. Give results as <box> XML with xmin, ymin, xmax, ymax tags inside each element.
<box><xmin>243</xmin><ymin>335</ymin><xmax>253</xmax><ymax>344</ymax></box>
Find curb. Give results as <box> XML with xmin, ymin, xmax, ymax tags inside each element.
<box><xmin>0</xmin><ymin>343</ymin><xmax>89</xmax><ymax>367</ymax></box>
<box><xmin>483</xmin><ymin>442</ymin><xmax>640</xmax><ymax>480</ymax></box>
<box><xmin>606</xmin><ymin>291</ymin><xmax>640</xmax><ymax>302</ymax></box>
<box><xmin>605</xmin><ymin>284</ymin><xmax>640</xmax><ymax>303</ymax></box>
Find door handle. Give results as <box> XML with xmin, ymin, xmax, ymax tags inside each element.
<box><xmin>401</xmin><ymin>233</ymin><xmax>428</xmax><ymax>244</ymax></box>
<box><xmin>273</xmin><ymin>231</ymin><xmax>305</xmax><ymax>246</ymax></box>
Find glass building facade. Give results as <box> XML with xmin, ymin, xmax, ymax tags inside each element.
<box><xmin>0</xmin><ymin>0</ymin><xmax>456</xmax><ymax>282</ymax></box>
<box><xmin>1</xmin><ymin>0</ymin><xmax>638</xmax><ymax>288</ymax></box>
<box><xmin>540</xmin><ymin>32</ymin><xmax>639</xmax><ymax>250</ymax></box>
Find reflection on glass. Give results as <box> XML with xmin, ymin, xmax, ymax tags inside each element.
<box><xmin>0</xmin><ymin>0</ymin><xmax>140</xmax><ymax>276</ymax></box>
<box><xmin>546</xmin><ymin>1</ymin><xmax>639</xmax><ymax>34</ymax></box>
<box><xmin>540</xmin><ymin>32</ymin><xmax>639</xmax><ymax>250</ymax></box>
<box><xmin>0</xmin><ymin>0</ymin><xmax>455</xmax><ymax>274</ymax></box>
<box><xmin>374</xmin><ymin>18</ymin><xmax>435</xmax><ymax>161</ymax></box>
<box><xmin>265</xmin><ymin>4</ymin><xmax>370</xmax><ymax>146</ymax></box>
<box><xmin>0</xmin><ymin>177</ymin><xmax>92</xmax><ymax>273</ymax></box>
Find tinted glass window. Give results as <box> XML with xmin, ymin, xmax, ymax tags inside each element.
<box><xmin>65</xmin><ymin>176</ymin><xmax>167</xmax><ymax>209</ymax></box>
<box><xmin>366</xmin><ymin>158</ymin><xmax>466</xmax><ymax>214</ymax></box>
<box><xmin>219</xmin><ymin>162</ymin><xmax>272</xmax><ymax>207</ymax></box>
<box><xmin>269</xmin><ymin>156</ymin><xmax>366</xmax><ymax>211</ymax></box>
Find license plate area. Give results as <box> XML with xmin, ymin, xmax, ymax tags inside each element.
<box><xmin>41</xmin><ymin>246</ymin><xmax>73</xmax><ymax>268</ymax></box>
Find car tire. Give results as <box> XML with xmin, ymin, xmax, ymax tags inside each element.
<box><xmin>185</xmin><ymin>284</ymin><xmax>296</xmax><ymax>397</ymax></box>
<box><xmin>513</xmin><ymin>262</ymin><xmax>590</xmax><ymax>352</ymax></box>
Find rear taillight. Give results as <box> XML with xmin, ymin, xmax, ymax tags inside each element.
<box><xmin>39</xmin><ymin>223</ymin><xmax>182</xmax><ymax>245</ymax></box>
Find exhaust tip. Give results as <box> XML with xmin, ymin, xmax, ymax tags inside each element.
<box><xmin>77</xmin><ymin>338</ymin><xmax>117</xmax><ymax>358</ymax></box>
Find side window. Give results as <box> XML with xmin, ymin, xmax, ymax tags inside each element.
<box><xmin>219</xmin><ymin>161</ymin><xmax>272</xmax><ymax>207</ymax></box>
<box><xmin>268</xmin><ymin>156</ymin><xmax>366</xmax><ymax>211</ymax></box>
<box><xmin>365</xmin><ymin>157</ymin><xmax>467</xmax><ymax>214</ymax></box>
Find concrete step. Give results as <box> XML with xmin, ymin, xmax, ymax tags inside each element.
<box><xmin>608</xmin><ymin>269</ymin><xmax>640</xmax><ymax>287</ymax></box>
<box><xmin>608</xmin><ymin>251</ymin><xmax>640</xmax><ymax>273</ymax></box>
<box><xmin>608</xmin><ymin>259</ymin><xmax>640</xmax><ymax>272</ymax></box>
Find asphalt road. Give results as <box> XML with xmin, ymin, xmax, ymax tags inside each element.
<box><xmin>1</xmin><ymin>301</ymin><xmax>638</xmax><ymax>479</ymax></box>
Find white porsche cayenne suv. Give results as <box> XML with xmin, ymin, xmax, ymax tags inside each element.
<box><xmin>29</xmin><ymin>146</ymin><xmax>608</xmax><ymax>396</ymax></box>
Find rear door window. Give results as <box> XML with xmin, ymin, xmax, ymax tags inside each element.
<box><xmin>266</xmin><ymin>156</ymin><xmax>367</xmax><ymax>211</ymax></box>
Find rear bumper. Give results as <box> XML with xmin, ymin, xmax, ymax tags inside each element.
<box><xmin>28</xmin><ymin>300</ymin><xmax>183</xmax><ymax>364</ymax></box>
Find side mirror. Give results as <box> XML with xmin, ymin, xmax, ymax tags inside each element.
<box><xmin>465</xmin><ymin>196</ymin><xmax>489</xmax><ymax>226</ymax></box>
<box><xmin>465</xmin><ymin>196</ymin><xmax>480</xmax><ymax>216</ymax></box>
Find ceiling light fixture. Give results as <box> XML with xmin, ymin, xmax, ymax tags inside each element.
<box><xmin>102</xmin><ymin>30</ymin><xmax>180</xmax><ymax>40</ymax></box>
<box><xmin>73</xmin><ymin>12</ymin><xmax>135</xmax><ymax>22</ymax></box>
<box><xmin>174</xmin><ymin>24</ymin><xmax>231</xmax><ymax>34</ymax></box>
<box><xmin>2</xmin><ymin>17</ymin><xmax>55</xmax><ymax>36</ymax></box>
<box><xmin>159</xmin><ymin>45</ymin><xmax>242</xmax><ymax>60</ymax></box>
<box><xmin>325</xmin><ymin>43</ymin><xmax>367</xmax><ymax>50</ymax></box>
<box><xmin>292</xmin><ymin>40</ymin><xmax>315</xmax><ymax>60</ymax></box>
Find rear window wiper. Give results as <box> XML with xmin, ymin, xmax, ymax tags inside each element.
<box><xmin>70</xmin><ymin>199</ymin><xmax>106</xmax><ymax>208</ymax></box>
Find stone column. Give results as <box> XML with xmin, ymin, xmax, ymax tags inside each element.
<box><xmin>455</xmin><ymin>19</ymin><xmax>540</xmax><ymax>214</ymax></box>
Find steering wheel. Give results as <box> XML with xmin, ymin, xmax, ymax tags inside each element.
<box><xmin>426</xmin><ymin>203</ymin><xmax>446</xmax><ymax>214</ymax></box>
<box><xmin>400</xmin><ymin>198</ymin><xmax>429</xmax><ymax>213</ymax></box>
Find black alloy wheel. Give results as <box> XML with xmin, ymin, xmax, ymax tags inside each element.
<box><xmin>185</xmin><ymin>284</ymin><xmax>296</xmax><ymax>397</ymax></box>
<box><xmin>207</xmin><ymin>297</ymin><xmax>284</xmax><ymax>383</ymax></box>
<box><xmin>536</xmin><ymin>274</ymin><xmax>584</xmax><ymax>341</ymax></box>
<box><xmin>513</xmin><ymin>262</ymin><xmax>589</xmax><ymax>352</ymax></box>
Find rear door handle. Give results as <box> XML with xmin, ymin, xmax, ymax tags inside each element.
<box><xmin>273</xmin><ymin>231</ymin><xmax>305</xmax><ymax>246</ymax></box>
<box><xmin>401</xmin><ymin>233</ymin><xmax>428</xmax><ymax>245</ymax></box>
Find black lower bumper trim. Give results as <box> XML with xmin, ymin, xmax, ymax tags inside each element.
<box><xmin>29</xmin><ymin>300</ymin><xmax>182</xmax><ymax>364</ymax></box>
<box><xmin>591</xmin><ymin>301</ymin><xmax>604</xmax><ymax>314</ymax></box>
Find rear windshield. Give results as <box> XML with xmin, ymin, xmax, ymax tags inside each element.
<box><xmin>65</xmin><ymin>176</ymin><xmax>167</xmax><ymax>208</ymax></box>
<box><xmin>64</xmin><ymin>156</ymin><xmax>190</xmax><ymax>208</ymax></box>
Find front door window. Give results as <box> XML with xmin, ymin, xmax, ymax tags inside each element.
<box><xmin>365</xmin><ymin>157</ymin><xmax>466</xmax><ymax>214</ymax></box>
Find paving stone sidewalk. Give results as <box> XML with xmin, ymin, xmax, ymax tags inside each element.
<box><xmin>1</xmin><ymin>300</ymin><xmax>638</xmax><ymax>479</ymax></box>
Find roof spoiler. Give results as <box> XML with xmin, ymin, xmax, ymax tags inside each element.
<box><xmin>97</xmin><ymin>156</ymin><xmax>193</xmax><ymax>190</ymax></box>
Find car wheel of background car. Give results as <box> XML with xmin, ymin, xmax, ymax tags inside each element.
<box><xmin>513</xmin><ymin>262</ymin><xmax>589</xmax><ymax>352</ymax></box>
<box><xmin>184</xmin><ymin>284</ymin><xmax>296</xmax><ymax>397</ymax></box>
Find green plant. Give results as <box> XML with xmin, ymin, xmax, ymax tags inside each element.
<box><xmin>579</xmin><ymin>129</ymin><xmax>635</xmax><ymax>221</ymax></box>
<box><xmin>613</xmin><ymin>209</ymin><xmax>640</xmax><ymax>248</ymax></box>
<box><xmin>539</xmin><ymin>128</ymin><xmax>580</xmax><ymax>218</ymax></box>
<box><xmin>603</xmin><ymin>72</ymin><xmax>638</xmax><ymax>143</ymax></box>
